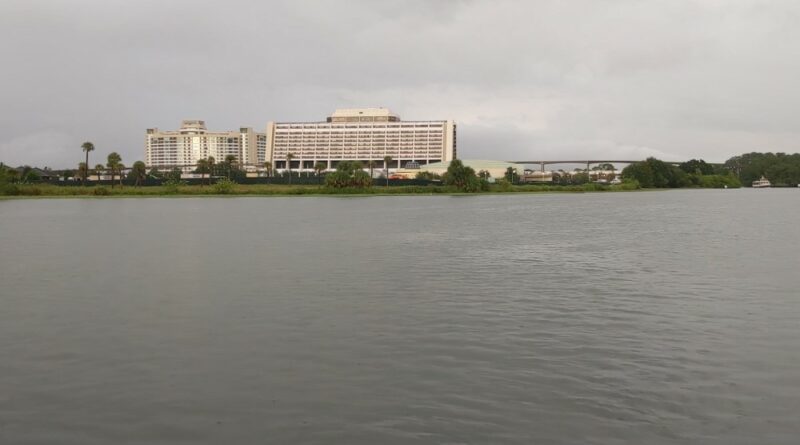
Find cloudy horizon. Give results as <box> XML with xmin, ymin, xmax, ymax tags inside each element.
<box><xmin>1</xmin><ymin>0</ymin><xmax>798</xmax><ymax>168</ymax></box>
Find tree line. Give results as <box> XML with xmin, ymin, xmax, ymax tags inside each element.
<box><xmin>621</xmin><ymin>154</ymin><xmax>800</xmax><ymax>188</ymax></box>
<box><xmin>620</xmin><ymin>158</ymin><xmax>741</xmax><ymax>188</ymax></box>
<box><xmin>4</xmin><ymin>144</ymin><xmax>800</xmax><ymax>193</ymax></box>
<box><xmin>724</xmin><ymin>152</ymin><xmax>800</xmax><ymax>186</ymax></box>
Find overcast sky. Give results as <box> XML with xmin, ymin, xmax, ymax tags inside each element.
<box><xmin>1</xmin><ymin>0</ymin><xmax>798</xmax><ymax>168</ymax></box>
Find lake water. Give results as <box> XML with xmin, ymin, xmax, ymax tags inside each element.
<box><xmin>1</xmin><ymin>190</ymin><xmax>799</xmax><ymax>444</ymax></box>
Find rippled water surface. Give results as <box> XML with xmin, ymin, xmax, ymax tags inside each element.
<box><xmin>1</xmin><ymin>190</ymin><xmax>799</xmax><ymax>444</ymax></box>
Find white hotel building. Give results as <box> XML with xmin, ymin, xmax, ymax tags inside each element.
<box><xmin>145</xmin><ymin>120</ymin><xmax>266</xmax><ymax>172</ymax></box>
<box><xmin>266</xmin><ymin>108</ymin><xmax>457</xmax><ymax>172</ymax></box>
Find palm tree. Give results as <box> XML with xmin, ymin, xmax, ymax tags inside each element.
<box><xmin>224</xmin><ymin>154</ymin><xmax>237</xmax><ymax>179</ymax></box>
<box><xmin>207</xmin><ymin>156</ymin><xmax>216</xmax><ymax>181</ymax></box>
<box><xmin>94</xmin><ymin>164</ymin><xmax>104</xmax><ymax>182</ymax></box>
<box><xmin>263</xmin><ymin>161</ymin><xmax>272</xmax><ymax>178</ymax></box>
<box><xmin>81</xmin><ymin>142</ymin><xmax>94</xmax><ymax>185</ymax></box>
<box><xmin>107</xmin><ymin>152</ymin><xmax>121</xmax><ymax>188</ymax></box>
<box><xmin>367</xmin><ymin>160</ymin><xmax>376</xmax><ymax>179</ymax></box>
<box><xmin>314</xmin><ymin>161</ymin><xmax>327</xmax><ymax>184</ymax></box>
<box><xmin>117</xmin><ymin>163</ymin><xmax>125</xmax><ymax>187</ymax></box>
<box><xmin>383</xmin><ymin>156</ymin><xmax>393</xmax><ymax>186</ymax></box>
<box><xmin>78</xmin><ymin>162</ymin><xmax>88</xmax><ymax>184</ymax></box>
<box><xmin>286</xmin><ymin>152</ymin><xmax>295</xmax><ymax>184</ymax></box>
<box><xmin>131</xmin><ymin>161</ymin><xmax>147</xmax><ymax>187</ymax></box>
<box><xmin>196</xmin><ymin>158</ymin><xmax>209</xmax><ymax>185</ymax></box>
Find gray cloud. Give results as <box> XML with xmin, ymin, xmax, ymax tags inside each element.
<box><xmin>1</xmin><ymin>0</ymin><xmax>798</xmax><ymax>168</ymax></box>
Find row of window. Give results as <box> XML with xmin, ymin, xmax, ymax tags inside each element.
<box><xmin>271</xmin><ymin>156</ymin><xmax>443</xmax><ymax>161</ymax></box>
<box><xmin>273</xmin><ymin>152</ymin><xmax>441</xmax><ymax>157</ymax></box>
<box><xmin>273</xmin><ymin>140</ymin><xmax>443</xmax><ymax>144</ymax></box>
<box><xmin>274</xmin><ymin>142</ymin><xmax>443</xmax><ymax>145</ymax></box>
<box><xmin>273</xmin><ymin>144</ymin><xmax>443</xmax><ymax>148</ymax></box>
<box><xmin>274</xmin><ymin>137</ymin><xmax>444</xmax><ymax>140</ymax></box>
<box><xmin>148</xmin><ymin>138</ymin><xmax>241</xmax><ymax>142</ymax></box>
<box><xmin>274</xmin><ymin>137</ymin><xmax>443</xmax><ymax>141</ymax></box>
<box><xmin>147</xmin><ymin>143</ymin><xmax>241</xmax><ymax>146</ymax></box>
<box><xmin>275</xmin><ymin>132</ymin><xmax>443</xmax><ymax>135</ymax></box>
<box><xmin>273</xmin><ymin>140</ymin><xmax>442</xmax><ymax>145</ymax></box>
<box><xmin>277</xmin><ymin>123</ymin><xmax>444</xmax><ymax>129</ymax></box>
<box><xmin>276</xmin><ymin>132</ymin><xmax>441</xmax><ymax>135</ymax></box>
<box><xmin>275</xmin><ymin>131</ymin><xmax>444</xmax><ymax>136</ymax></box>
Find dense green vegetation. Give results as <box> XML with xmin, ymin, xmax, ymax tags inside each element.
<box><xmin>0</xmin><ymin>164</ymin><xmax>41</xmax><ymax>184</ymax></box>
<box><xmin>8</xmin><ymin>147</ymin><xmax>800</xmax><ymax>196</ymax></box>
<box><xmin>442</xmin><ymin>159</ymin><xmax>489</xmax><ymax>192</ymax></box>
<box><xmin>415</xmin><ymin>171</ymin><xmax>442</xmax><ymax>181</ymax></box>
<box><xmin>193</xmin><ymin>155</ymin><xmax>248</xmax><ymax>182</ymax></box>
<box><xmin>623</xmin><ymin>153</ymin><xmax>800</xmax><ymax>188</ymax></box>
<box><xmin>324</xmin><ymin>161</ymin><xmax>372</xmax><ymax>188</ymax></box>
<box><xmin>679</xmin><ymin>159</ymin><xmax>715</xmax><ymax>176</ymax></box>
<box><xmin>622</xmin><ymin>157</ymin><xmax>741</xmax><ymax>189</ymax></box>
<box><xmin>0</xmin><ymin>181</ymin><xmax>642</xmax><ymax>198</ymax></box>
<box><xmin>724</xmin><ymin>152</ymin><xmax>800</xmax><ymax>186</ymax></box>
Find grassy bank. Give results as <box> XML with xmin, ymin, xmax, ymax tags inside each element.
<box><xmin>1</xmin><ymin>181</ymin><xmax>643</xmax><ymax>198</ymax></box>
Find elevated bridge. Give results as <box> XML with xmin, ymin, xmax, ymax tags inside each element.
<box><xmin>508</xmin><ymin>160</ymin><xmax>721</xmax><ymax>172</ymax></box>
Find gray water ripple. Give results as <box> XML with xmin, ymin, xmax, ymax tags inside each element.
<box><xmin>1</xmin><ymin>190</ymin><xmax>800</xmax><ymax>444</ymax></box>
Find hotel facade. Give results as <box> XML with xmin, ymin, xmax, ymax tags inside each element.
<box><xmin>144</xmin><ymin>109</ymin><xmax>456</xmax><ymax>174</ymax></box>
<box><xmin>145</xmin><ymin>120</ymin><xmax>267</xmax><ymax>172</ymax></box>
<box><xmin>266</xmin><ymin>108</ymin><xmax>456</xmax><ymax>172</ymax></box>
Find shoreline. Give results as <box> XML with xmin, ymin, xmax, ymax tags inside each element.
<box><xmin>0</xmin><ymin>181</ymin><xmax>749</xmax><ymax>200</ymax></box>
<box><xmin>0</xmin><ymin>182</ymin><xmax>645</xmax><ymax>199</ymax></box>
<box><xmin>0</xmin><ymin>189</ymin><xmax>692</xmax><ymax>200</ymax></box>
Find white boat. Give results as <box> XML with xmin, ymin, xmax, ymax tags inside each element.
<box><xmin>752</xmin><ymin>176</ymin><xmax>771</xmax><ymax>188</ymax></box>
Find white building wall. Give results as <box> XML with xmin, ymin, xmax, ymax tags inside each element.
<box><xmin>266</xmin><ymin>109</ymin><xmax>456</xmax><ymax>171</ymax></box>
<box><xmin>145</xmin><ymin>121</ymin><xmax>265</xmax><ymax>172</ymax></box>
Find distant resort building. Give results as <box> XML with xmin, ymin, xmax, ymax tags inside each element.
<box><xmin>266</xmin><ymin>108</ymin><xmax>456</xmax><ymax>173</ymax></box>
<box><xmin>145</xmin><ymin>120</ymin><xmax>266</xmax><ymax>172</ymax></box>
<box><xmin>520</xmin><ymin>169</ymin><xmax>618</xmax><ymax>183</ymax></box>
<box><xmin>145</xmin><ymin>110</ymin><xmax>456</xmax><ymax>175</ymax></box>
<box><xmin>394</xmin><ymin>159</ymin><xmax>520</xmax><ymax>180</ymax></box>
<box><xmin>140</xmin><ymin>117</ymin><xmax>626</xmax><ymax>183</ymax></box>
<box><xmin>522</xmin><ymin>170</ymin><xmax>554</xmax><ymax>183</ymax></box>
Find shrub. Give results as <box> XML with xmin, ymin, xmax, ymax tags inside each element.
<box><xmin>615</xmin><ymin>179</ymin><xmax>641</xmax><ymax>190</ymax></box>
<box><xmin>325</xmin><ymin>171</ymin><xmax>350</xmax><ymax>188</ymax></box>
<box><xmin>2</xmin><ymin>184</ymin><xmax>20</xmax><ymax>195</ymax></box>
<box><xmin>213</xmin><ymin>177</ymin><xmax>236</xmax><ymax>194</ymax></box>
<box><xmin>163</xmin><ymin>179</ymin><xmax>187</xmax><ymax>194</ymax></box>
<box><xmin>699</xmin><ymin>174</ymin><xmax>741</xmax><ymax>188</ymax></box>
<box><xmin>324</xmin><ymin>162</ymin><xmax>373</xmax><ymax>189</ymax></box>
<box><xmin>415</xmin><ymin>171</ymin><xmax>441</xmax><ymax>181</ymax></box>
<box><xmin>622</xmin><ymin>157</ymin><xmax>690</xmax><ymax>188</ymax></box>
<box><xmin>20</xmin><ymin>186</ymin><xmax>43</xmax><ymax>196</ymax></box>
<box><xmin>93</xmin><ymin>186</ymin><xmax>110</xmax><ymax>196</ymax></box>
<box><xmin>581</xmin><ymin>183</ymin><xmax>607</xmax><ymax>192</ymax></box>
<box><xmin>444</xmin><ymin>160</ymin><xmax>481</xmax><ymax>192</ymax></box>
<box><xmin>495</xmin><ymin>178</ymin><xmax>513</xmax><ymax>192</ymax></box>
